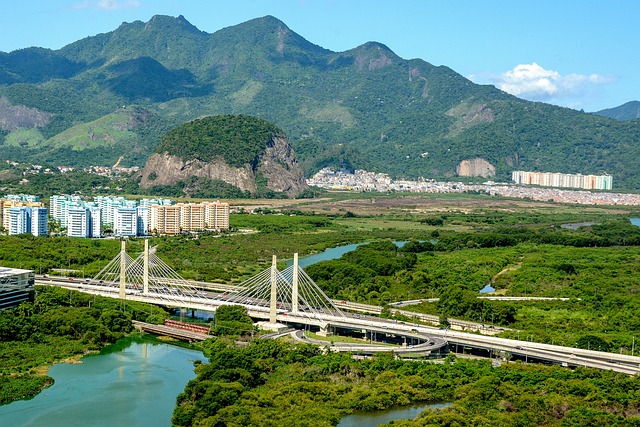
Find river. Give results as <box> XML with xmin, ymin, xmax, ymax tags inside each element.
<box><xmin>2</xmin><ymin>241</ymin><xmax>433</xmax><ymax>426</ymax></box>
<box><xmin>285</xmin><ymin>241</ymin><xmax>409</xmax><ymax>268</ymax></box>
<box><xmin>0</xmin><ymin>336</ymin><xmax>206</xmax><ymax>426</ymax></box>
<box><xmin>338</xmin><ymin>402</ymin><xmax>451</xmax><ymax>426</ymax></box>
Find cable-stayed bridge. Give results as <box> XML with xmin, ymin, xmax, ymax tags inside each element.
<box><xmin>58</xmin><ymin>240</ymin><xmax>348</xmax><ymax>331</ymax></box>
<box><xmin>39</xmin><ymin>240</ymin><xmax>640</xmax><ymax>375</ymax></box>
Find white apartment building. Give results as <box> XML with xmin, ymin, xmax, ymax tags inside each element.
<box><xmin>7</xmin><ymin>206</ymin><xmax>48</xmax><ymax>236</ymax></box>
<box><xmin>8</xmin><ymin>207</ymin><xmax>29</xmax><ymax>235</ymax></box>
<box><xmin>114</xmin><ymin>207</ymin><xmax>138</xmax><ymax>236</ymax></box>
<box><xmin>67</xmin><ymin>207</ymin><xmax>91</xmax><ymax>238</ymax></box>
<box><xmin>137</xmin><ymin>207</ymin><xmax>149</xmax><ymax>236</ymax></box>
<box><xmin>30</xmin><ymin>207</ymin><xmax>49</xmax><ymax>237</ymax></box>
<box><xmin>89</xmin><ymin>207</ymin><xmax>102</xmax><ymax>238</ymax></box>
<box><xmin>50</xmin><ymin>195</ymin><xmax>84</xmax><ymax>227</ymax></box>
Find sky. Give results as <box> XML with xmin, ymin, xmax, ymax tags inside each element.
<box><xmin>0</xmin><ymin>0</ymin><xmax>637</xmax><ymax>112</ymax></box>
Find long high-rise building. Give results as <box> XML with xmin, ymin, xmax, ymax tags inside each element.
<box><xmin>8</xmin><ymin>207</ymin><xmax>29</xmax><ymax>235</ymax></box>
<box><xmin>512</xmin><ymin>171</ymin><xmax>613</xmax><ymax>190</ymax></box>
<box><xmin>67</xmin><ymin>207</ymin><xmax>91</xmax><ymax>238</ymax></box>
<box><xmin>114</xmin><ymin>207</ymin><xmax>138</xmax><ymax>236</ymax></box>
<box><xmin>7</xmin><ymin>206</ymin><xmax>48</xmax><ymax>236</ymax></box>
<box><xmin>150</xmin><ymin>205</ymin><xmax>182</xmax><ymax>235</ymax></box>
<box><xmin>2</xmin><ymin>196</ymin><xmax>45</xmax><ymax>230</ymax></box>
<box><xmin>204</xmin><ymin>201</ymin><xmax>230</xmax><ymax>229</ymax></box>
<box><xmin>149</xmin><ymin>201</ymin><xmax>230</xmax><ymax>234</ymax></box>
<box><xmin>30</xmin><ymin>207</ymin><xmax>49</xmax><ymax>237</ymax></box>
<box><xmin>89</xmin><ymin>207</ymin><xmax>102</xmax><ymax>238</ymax></box>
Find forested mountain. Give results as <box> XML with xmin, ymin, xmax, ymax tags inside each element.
<box><xmin>139</xmin><ymin>114</ymin><xmax>308</xmax><ymax>198</ymax></box>
<box><xmin>1</xmin><ymin>15</ymin><xmax>640</xmax><ymax>188</ymax></box>
<box><xmin>595</xmin><ymin>101</ymin><xmax>640</xmax><ymax>121</ymax></box>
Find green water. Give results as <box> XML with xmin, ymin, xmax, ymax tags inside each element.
<box><xmin>0</xmin><ymin>336</ymin><xmax>206</xmax><ymax>426</ymax></box>
<box><xmin>285</xmin><ymin>241</ymin><xmax>409</xmax><ymax>268</ymax></box>
<box><xmin>338</xmin><ymin>402</ymin><xmax>450</xmax><ymax>426</ymax></box>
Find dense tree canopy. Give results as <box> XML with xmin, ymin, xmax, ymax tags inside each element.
<box><xmin>154</xmin><ymin>115</ymin><xmax>283</xmax><ymax>167</ymax></box>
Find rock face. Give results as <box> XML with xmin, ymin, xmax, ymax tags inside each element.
<box><xmin>139</xmin><ymin>134</ymin><xmax>308</xmax><ymax>197</ymax></box>
<box><xmin>0</xmin><ymin>97</ymin><xmax>52</xmax><ymax>131</ymax></box>
<box><xmin>456</xmin><ymin>158</ymin><xmax>496</xmax><ymax>178</ymax></box>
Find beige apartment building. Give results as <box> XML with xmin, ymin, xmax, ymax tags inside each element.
<box><xmin>149</xmin><ymin>201</ymin><xmax>229</xmax><ymax>234</ymax></box>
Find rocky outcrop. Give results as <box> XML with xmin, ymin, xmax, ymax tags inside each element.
<box><xmin>139</xmin><ymin>134</ymin><xmax>308</xmax><ymax>197</ymax></box>
<box><xmin>0</xmin><ymin>97</ymin><xmax>52</xmax><ymax>131</ymax></box>
<box><xmin>456</xmin><ymin>158</ymin><xmax>496</xmax><ymax>178</ymax></box>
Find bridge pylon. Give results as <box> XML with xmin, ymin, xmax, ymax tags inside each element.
<box><xmin>119</xmin><ymin>239</ymin><xmax>126</xmax><ymax>299</ymax></box>
<box><xmin>269</xmin><ymin>255</ymin><xmax>278</xmax><ymax>324</ymax></box>
<box><xmin>291</xmin><ymin>253</ymin><xmax>299</xmax><ymax>313</ymax></box>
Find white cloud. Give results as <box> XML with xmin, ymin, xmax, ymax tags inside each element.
<box><xmin>71</xmin><ymin>0</ymin><xmax>141</xmax><ymax>10</ymax></box>
<box><xmin>97</xmin><ymin>0</ymin><xmax>141</xmax><ymax>10</ymax></box>
<box><xmin>470</xmin><ymin>63</ymin><xmax>615</xmax><ymax>109</ymax></box>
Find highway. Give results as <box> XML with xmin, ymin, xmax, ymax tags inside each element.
<box><xmin>39</xmin><ymin>276</ymin><xmax>640</xmax><ymax>375</ymax></box>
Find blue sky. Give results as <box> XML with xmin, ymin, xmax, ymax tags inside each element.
<box><xmin>1</xmin><ymin>0</ymin><xmax>637</xmax><ymax>112</ymax></box>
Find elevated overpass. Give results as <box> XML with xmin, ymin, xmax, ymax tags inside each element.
<box><xmin>40</xmin><ymin>239</ymin><xmax>640</xmax><ymax>375</ymax></box>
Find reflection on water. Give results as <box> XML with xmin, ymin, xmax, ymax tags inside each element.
<box><xmin>285</xmin><ymin>243</ymin><xmax>364</xmax><ymax>268</ymax></box>
<box><xmin>338</xmin><ymin>402</ymin><xmax>451</xmax><ymax>427</ymax></box>
<box><xmin>0</xmin><ymin>337</ymin><xmax>206</xmax><ymax>427</ymax></box>
<box><xmin>285</xmin><ymin>241</ymin><xmax>410</xmax><ymax>268</ymax></box>
<box><xmin>560</xmin><ymin>222</ymin><xmax>599</xmax><ymax>230</ymax></box>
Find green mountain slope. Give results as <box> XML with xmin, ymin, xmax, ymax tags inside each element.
<box><xmin>0</xmin><ymin>15</ymin><xmax>639</xmax><ymax>189</ymax></box>
<box><xmin>595</xmin><ymin>101</ymin><xmax>640</xmax><ymax>121</ymax></box>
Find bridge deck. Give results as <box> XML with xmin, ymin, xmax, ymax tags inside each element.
<box><xmin>132</xmin><ymin>320</ymin><xmax>210</xmax><ymax>342</ymax></box>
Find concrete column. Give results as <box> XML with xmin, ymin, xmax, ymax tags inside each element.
<box><xmin>269</xmin><ymin>255</ymin><xmax>277</xmax><ymax>324</ymax></box>
<box><xmin>119</xmin><ymin>239</ymin><xmax>126</xmax><ymax>299</ymax></box>
<box><xmin>317</xmin><ymin>323</ymin><xmax>333</xmax><ymax>337</ymax></box>
<box><xmin>143</xmin><ymin>239</ymin><xmax>149</xmax><ymax>294</ymax></box>
<box><xmin>292</xmin><ymin>253</ymin><xmax>299</xmax><ymax>313</ymax></box>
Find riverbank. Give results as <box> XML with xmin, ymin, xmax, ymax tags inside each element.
<box><xmin>0</xmin><ymin>336</ymin><xmax>207</xmax><ymax>426</ymax></box>
<box><xmin>0</xmin><ymin>286</ymin><xmax>170</xmax><ymax>405</ymax></box>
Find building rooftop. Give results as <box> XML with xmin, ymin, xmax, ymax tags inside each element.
<box><xmin>0</xmin><ymin>267</ymin><xmax>33</xmax><ymax>278</ymax></box>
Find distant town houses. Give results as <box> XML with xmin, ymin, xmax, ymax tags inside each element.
<box><xmin>307</xmin><ymin>168</ymin><xmax>640</xmax><ymax>206</ymax></box>
<box><xmin>4</xmin><ymin>159</ymin><xmax>138</xmax><ymax>178</ymax></box>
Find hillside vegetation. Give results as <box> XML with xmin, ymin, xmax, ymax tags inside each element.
<box><xmin>1</xmin><ymin>15</ymin><xmax>640</xmax><ymax>188</ymax></box>
<box><xmin>155</xmin><ymin>115</ymin><xmax>282</xmax><ymax>167</ymax></box>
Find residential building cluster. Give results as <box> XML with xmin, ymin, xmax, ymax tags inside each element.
<box><xmin>2</xmin><ymin>193</ymin><xmax>232</xmax><ymax>238</ymax></box>
<box><xmin>150</xmin><ymin>202</ymin><xmax>230</xmax><ymax>234</ymax></box>
<box><xmin>49</xmin><ymin>195</ymin><xmax>230</xmax><ymax>237</ymax></box>
<box><xmin>307</xmin><ymin>168</ymin><xmax>640</xmax><ymax>206</ymax></box>
<box><xmin>511</xmin><ymin>171</ymin><xmax>613</xmax><ymax>190</ymax></box>
<box><xmin>1</xmin><ymin>194</ymin><xmax>48</xmax><ymax>236</ymax></box>
<box><xmin>50</xmin><ymin>195</ymin><xmax>172</xmax><ymax>238</ymax></box>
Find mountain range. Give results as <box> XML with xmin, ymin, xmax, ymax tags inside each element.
<box><xmin>1</xmin><ymin>15</ymin><xmax>639</xmax><ymax>189</ymax></box>
<box><xmin>595</xmin><ymin>101</ymin><xmax>640</xmax><ymax>122</ymax></box>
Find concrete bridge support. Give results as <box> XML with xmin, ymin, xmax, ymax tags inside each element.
<box><xmin>317</xmin><ymin>323</ymin><xmax>333</xmax><ymax>337</ymax></box>
<box><xmin>269</xmin><ymin>255</ymin><xmax>277</xmax><ymax>324</ymax></box>
<box><xmin>143</xmin><ymin>239</ymin><xmax>149</xmax><ymax>294</ymax></box>
<box><xmin>292</xmin><ymin>253</ymin><xmax>299</xmax><ymax>313</ymax></box>
<box><xmin>119</xmin><ymin>239</ymin><xmax>126</xmax><ymax>299</ymax></box>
